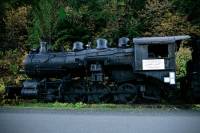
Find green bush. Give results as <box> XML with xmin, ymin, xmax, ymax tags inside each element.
<box><xmin>0</xmin><ymin>82</ymin><xmax>5</xmax><ymax>95</ymax></box>
<box><xmin>176</xmin><ymin>46</ymin><xmax>192</xmax><ymax>79</ymax></box>
<box><xmin>4</xmin><ymin>6</ymin><xmax>31</xmax><ymax>50</ymax></box>
<box><xmin>0</xmin><ymin>49</ymin><xmax>27</xmax><ymax>85</ymax></box>
<box><xmin>0</xmin><ymin>80</ymin><xmax>5</xmax><ymax>105</ymax></box>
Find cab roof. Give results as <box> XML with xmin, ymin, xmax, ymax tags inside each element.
<box><xmin>133</xmin><ymin>35</ymin><xmax>190</xmax><ymax>45</ymax></box>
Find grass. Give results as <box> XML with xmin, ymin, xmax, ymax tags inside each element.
<box><xmin>1</xmin><ymin>99</ymin><xmax>200</xmax><ymax>111</ymax></box>
<box><xmin>192</xmin><ymin>104</ymin><xmax>200</xmax><ymax>111</ymax></box>
<box><xmin>16</xmin><ymin>101</ymin><xmax>87</xmax><ymax>109</ymax></box>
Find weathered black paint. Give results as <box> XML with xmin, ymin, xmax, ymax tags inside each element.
<box><xmin>6</xmin><ymin>36</ymin><xmax>191</xmax><ymax>102</ymax></box>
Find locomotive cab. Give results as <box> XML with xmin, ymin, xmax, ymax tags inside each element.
<box><xmin>133</xmin><ymin>36</ymin><xmax>190</xmax><ymax>88</ymax></box>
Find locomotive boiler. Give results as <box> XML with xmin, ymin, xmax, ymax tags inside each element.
<box><xmin>6</xmin><ymin>36</ymin><xmax>190</xmax><ymax>103</ymax></box>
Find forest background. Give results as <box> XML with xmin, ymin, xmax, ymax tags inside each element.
<box><xmin>0</xmin><ymin>0</ymin><xmax>200</xmax><ymax>94</ymax></box>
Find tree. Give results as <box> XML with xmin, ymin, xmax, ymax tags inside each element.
<box><xmin>4</xmin><ymin>6</ymin><xmax>31</xmax><ymax>50</ymax></box>
<box><xmin>28</xmin><ymin>0</ymin><xmax>60</xmax><ymax>48</ymax></box>
<box><xmin>172</xmin><ymin>0</ymin><xmax>200</xmax><ymax>25</ymax></box>
<box><xmin>139</xmin><ymin>0</ymin><xmax>200</xmax><ymax>36</ymax></box>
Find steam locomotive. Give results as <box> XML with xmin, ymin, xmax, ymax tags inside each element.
<box><xmin>6</xmin><ymin>35</ymin><xmax>191</xmax><ymax>103</ymax></box>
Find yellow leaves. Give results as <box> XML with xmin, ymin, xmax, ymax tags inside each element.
<box><xmin>5</xmin><ymin>6</ymin><xmax>31</xmax><ymax>31</ymax></box>
<box><xmin>64</xmin><ymin>6</ymin><xmax>73</xmax><ymax>15</ymax></box>
<box><xmin>176</xmin><ymin>46</ymin><xmax>192</xmax><ymax>78</ymax></box>
<box><xmin>0</xmin><ymin>49</ymin><xmax>25</xmax><ymax>75</ymax></box>
<box><xmin>156</xmin><ymin>12</ymin><xmax>199</xmax><ymax>36</ymax></box>
<box><xmin>139</xmin><ymin>0</ymin><xmax>200</xmax><ymax>36</ymax></box>
<box><xmin>0</xmin><ymin>79</ymin><xmax>5</xmax><ymax>94</ymax></box>
<box><xmin>4</xmin><ymin>6</ymin><xmax>31</xmax><ymax>49</ymax></box>
<box><xmin>0</xmin><ymin>49</ymin><xmax>26</xmax><ymax>86</ymax></box>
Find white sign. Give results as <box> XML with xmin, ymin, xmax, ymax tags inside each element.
<box><xmin>164</xmin><ymin>72</ymin><xmax>176</xmax><ymax>85</ymax></box>
<box><xmin>142</xmin><ymin>59</ymin><xmax>165</xmax><ymax>70</ymax></box>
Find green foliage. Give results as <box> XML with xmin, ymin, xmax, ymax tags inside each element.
<box><xmin>0</xmin><ymin>49</ymin><xmax>26</xmax><ymax>85</ymax></box>
<box><xmin>176</xmin><ymin>46</ymin><xmax>192</xmax><ymax>79</ymax></box>
<box><xmin>4</xmin><ymin>6</ymin><xmax>31</xmax><ymax>50</ymax></box>
<box><xmin>0</xmin><ymin>81</ymin><xmax>5</xmax><ymax>95</ymax></box>
<box><xmin>26</xmin><ymin>0</ymin><xmax>200</xmax><ymax>49</ymax></box>
<box><xmin>9</xmin><ymin>64</ymin><xmax>19</xmax><ymax>76</ymax></box>
<box><xmin>2</xmin><ymin>0</ymin><xmax>200</xmax><ymax>49</ymax></box>
<box><xmin>172</xmin><ymin>0</ymin><xmax>200</xmax><ymax>25</ymax></box>
<box><xmin>27</xmin><ymin>0</ymin><xmax>143</xmax><ymax>49</ymax></box>
<box><xmin>139</xmin><ymin>0</ymin><xmax>200</xmax><ymax>36</ymax></box>
<box><xmin>28</xmin><ymin>0</ymin><xmax>56</xmax><ymax>46</ymax></box>
<box><xmin>28</xmin><ymin>18</ymin><xmax>41</xmax><ymax>48</ymax></box>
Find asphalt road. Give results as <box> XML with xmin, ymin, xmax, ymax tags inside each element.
<box><xmin>0</xmin><ymin>108</ymin><xmax>200</xmax><ymax>133</ymax></box>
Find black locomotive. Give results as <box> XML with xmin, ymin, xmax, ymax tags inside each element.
<box><xmin>6</xmin><ymin>36</ymin><xmax>191</xmax><ymax>103</ymax></box>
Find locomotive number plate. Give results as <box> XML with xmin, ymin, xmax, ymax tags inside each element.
<box><xmin>142</xmin><ymin>59</ymin><xmax>165</xmax><ymax>70</ymax></box>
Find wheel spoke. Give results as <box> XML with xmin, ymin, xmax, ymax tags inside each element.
<box><xmin>87</xmin><ymin>84</ymin><xmax>110</xmax><ymax>103</ymax></box>
<box><xmin>114</xmin><ymin>83</ymin><xmax>138</xmax><ymax>103</ymax></box>
<box><xmin>65</xmin><ymin>85</ymin><xmax>86</xmax><ymax>102</ymax></box>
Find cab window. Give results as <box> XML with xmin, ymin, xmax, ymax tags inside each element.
<box><xmin>148</xmin><ymin>44</ymin><xmax>168</xmax><ymax>58</ymax></box>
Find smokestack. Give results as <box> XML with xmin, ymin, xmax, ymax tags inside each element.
<box><xmin>39</xmin><ymin>41</ymin><xmax>47</xmax><ymax>54</ymax></box>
